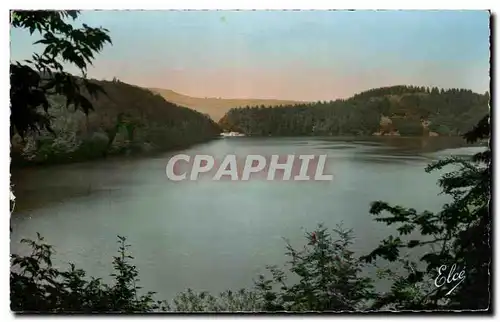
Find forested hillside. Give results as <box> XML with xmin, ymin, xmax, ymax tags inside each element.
<box><xmin>219</xmin><ymin>85</ymin><xmax>489</xmax><ymax>137</ymax></box>
<box><xmin>11</xmin><ymin>79</ymin><xmax>221</xmax><ymax>165</ymax></box>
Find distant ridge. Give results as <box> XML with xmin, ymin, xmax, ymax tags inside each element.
<box><xmin>149</xmin><ymin>88</ymin><xmax>305</xmax><ymax>121</ymax></box>
<box><xmin>218</xmin><ymin>85</ymin><xmax>489</xmax><ymax>137</ymax></box>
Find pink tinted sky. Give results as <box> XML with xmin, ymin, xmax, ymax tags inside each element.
<box><xmin>87</xmin><ymin>60</ymin><xmax>487</xmax><ymax>101</ymax></box>
<box><xmin>11</xmin><ymin>10</ymin><xmax>490</xmax><ymax>101</ymax></box>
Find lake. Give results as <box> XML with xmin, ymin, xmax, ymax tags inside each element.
<box><xmin>10</xmin><ymin>136</ymin><xmax>482</xmax><ymax>301</ymax></box>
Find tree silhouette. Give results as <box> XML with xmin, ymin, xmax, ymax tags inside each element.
<box><xmin>10</xmin><ymin>10</ymin><xmax>112</xmax><ymax>138</ymax></box>
<box><xmin>362</xmin><ymin>113</ymin><xmax>491</xmax><ymax>310</ymax></box>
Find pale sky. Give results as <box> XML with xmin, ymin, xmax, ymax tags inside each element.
<box><xmin>10</xmin><ymin>10</ymin><xmax>490</xmax><ymax>101</ymax></box>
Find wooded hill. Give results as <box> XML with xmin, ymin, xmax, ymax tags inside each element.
<box><xmin>219</xmin><ymin>85</ymin><xmax>489</xmax><ymax>137</ymax></box>
<box><xmin>11</xmin><ymin>79</ymin><xmax>221</xmax><ymax>165</ymax></box>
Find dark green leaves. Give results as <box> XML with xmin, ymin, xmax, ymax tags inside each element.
<box><xmin>10</xmin><ymin>10</ymin><xmax>112</xmax><ymax>138</ymax></box>
<box><xmin>11</xmin><ymin>234</ymin><xmax>167</xmax><ymax>312</ymax></box>
<box><xmin>363</xmin><ymin>115</ymin><xmax>491</xmax><ymax>310</ymax></box>
<box><xmin>397</xmin><ymin>224</ymin><xmax>415</xmax><ymax>235</ymax></box>
<box><xmin>407</xmin><ymin>240</ymin><xmax>420</xmax><ymax>248</ymax></box>
<box><xmin>254</xmin><ymin>224</ymin><xmax>376</xmax><ymax>311</ymax></box>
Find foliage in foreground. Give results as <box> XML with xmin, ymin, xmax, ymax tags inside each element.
<box><xmin>253</xmin><ymin>225</ymin><xmax>375</xmax><ymax>311</ymax></box>
<box><xmin>10</xmin><ymin>10</ymin><xmax>111</xmax><ymax>138</ymax></box>
<box><xmin>11</xmin><ymin>235</ymin><xmax>169</xmax><ymax>312</ymax></box>
<box><xmin>11</xmin><ymin>225</ymin><xmax>372</xmax><ymax>312</ymax></box>
<box><xmin>361</xmin><ymin>113</ymin><xmax>491</xmax><ymax>310</ymax></box>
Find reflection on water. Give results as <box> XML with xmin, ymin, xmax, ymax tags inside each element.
<box><xmin>10</xmin><ymin>136</ymin><xmax>480</xmax><ymax>301</ymax></box>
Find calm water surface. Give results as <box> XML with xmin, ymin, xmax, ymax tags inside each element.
<box><xmin>10</xmin><ymin>137</ymin><xmax>482</xmax><ymax>301</ymax></box>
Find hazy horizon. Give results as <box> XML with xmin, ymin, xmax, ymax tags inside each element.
<box><xmin>10</xmin><ymin>10</ymin><xmax>490</xmax><ymax>101</ymax></box>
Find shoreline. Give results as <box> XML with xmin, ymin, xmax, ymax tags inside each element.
<box><xmin>11</xmin><ymin>134</ymin><xmax>483</xmax><ymax>170</ymax></box>
<box><xmin>10</xmin><ymin>136</ymin><xmax>222</xmax><ymax>170</ymax></box>
<box><xmin>11</xmin><ymin>135</ymin><xmax>480</xmax><ymax>171</ymax></box>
